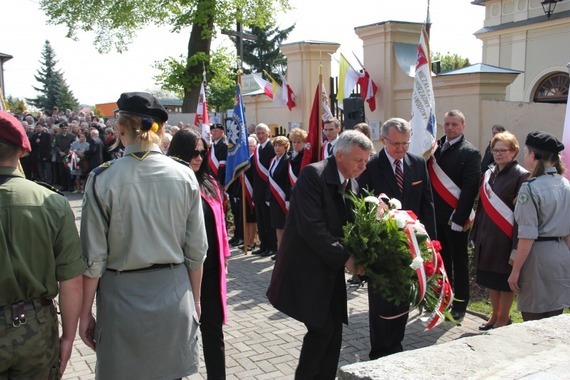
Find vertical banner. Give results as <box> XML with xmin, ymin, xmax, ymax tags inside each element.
<box><xmin>225</xmin><ymin>84</ymin><xmax>250</xmax><ymax>189</ymax></box>
<box><xmin>409</xmin><ymin>26</ymin><xmax>437</xmax><ymax>159</ymax></box>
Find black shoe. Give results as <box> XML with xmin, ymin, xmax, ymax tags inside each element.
<box><xmin>450</xmin><ymin>310</ymin><xmax>465</xmax><ymax>322</ymax></box>
<box><xmin>271</xmin><ymin>254</ymin><xmax>276</xmax><ymax>260</ymax></box>
<box><xmin>478</xmin><ymin>323</ymin><xmax>494</xmax><ymax>331</ymax></box>
<box><xmin>252</xmin><ymin>248</ymin><xmax>266</xmax><ymax>255</ymax></box>
<box><xmin>231</xmin><ymin>239</ymin><xmax>244</xmax><ymax>247</ymax></box>
<box><xmin>261</xmin><ymin>250</ymin><xmax>274</xmax><ymax>257</ymax></box>
<box><xmin>228</xmin><ymin>236</ymin><xmax>238</xmax><ymax>245</ymax></box>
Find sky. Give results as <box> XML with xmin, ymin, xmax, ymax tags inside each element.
<box><xmin>1</xmin><ymin>0</ymin><xmax>485</xmax><ymax>106</ymax></box>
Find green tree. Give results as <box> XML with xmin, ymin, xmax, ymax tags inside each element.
<box><xmin>28</xmin><ymin>40</ymin><xmax>78</xmax><ymax>112</ymax></box>
<box><xmin>5</xmin><ymin>95</ymin><xmax>28</xmax><ymax>113</ymax></box>
<box><xmin>238</xmin><ymin>23</ymin><xmax>295</xmax><ymax>78</ymax></box>
<box><xmin>39</xmin><ymin>0</ymin><xmax>290</xmax><ymax>112</ymax></box>
<box><xmin>431</xmin><ymin>52</ymin><xmax>471</xmax><ymax>73</ymax></box>
<box><xmin>154</xmin><ymin>47</ymin><xmax>237</xmax><ymax>113</ymax></box>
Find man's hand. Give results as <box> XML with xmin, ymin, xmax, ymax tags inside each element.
<box><xmin>79</xmin><ymin>313</ymin><xmax>97</xmax><ymax>350</ymax></box>
<box><xmin>345</xmin><ymin>256</ymin><xmax>365</xmax><ymax>276</ymax></box>
<box><xmin>450</xmin><ymin>222</ymin><xmax>463</xmax><ymax>232</ymax></box>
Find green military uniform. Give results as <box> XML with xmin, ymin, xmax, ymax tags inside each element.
<box><xmin>0</xmin><ymin>167</ymin><xmax>86</xmax><ymax>379</ymax></box>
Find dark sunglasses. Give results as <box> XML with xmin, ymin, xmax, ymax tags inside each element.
<box><xmin>191</xmin><ymin>150</ymin><xmax>207</xmax><ymax>159</ymax></box>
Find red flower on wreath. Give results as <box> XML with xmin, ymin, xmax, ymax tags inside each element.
<box><xmin>423</xmin><ymin>261</ymin><xmax>435</xmax><ymax>277</ymax></box>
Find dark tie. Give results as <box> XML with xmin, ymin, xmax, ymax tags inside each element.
<box><xmin>341</xmin><ymin>179</ymin><xmax>348</xmax><ymax>193</ymax></box>
<box><xmin>441</xmin><ymin>141</ymin><xmax>451</xmax><ymax>153</ymax></box>
<box><xmin>327</xmin><ymin>143</ymin><xmax>333</xmax><ymax>156</ymax></box>
<box><xmin>394</xmin><ymin>159</ymin><xmax>404</xmax><ymax>194</ymax></box>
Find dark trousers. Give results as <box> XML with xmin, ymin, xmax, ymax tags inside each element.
<box><xmin>296</xmin><ymin>310</ymin><xmax>343</xmax><ymax>380</ymax></box>
<box><xmin>57</xmin><ymin>162</ymin><xmax>72</xmax><ymax>190</ymax></box>
<box><xmin>368</xmin><ymin>286</ymin><xmax>408</xmax><ymax>359</ymax></box>
<box><xmin>255</xmin><ymin>198</ymin><xmax>277</xmax><ymax>252</ymax></box>
<box><xmin>200</xmin><ymin>272</ymin><xmax>226</xmax><ymax>380</ymax></box>
<box><xmin>230</xmin><ymin>194</ymin><xmax>243</xmax><ymax>240</ymax></box>
<box><xmin>437</xmin><ymin>223</ymin><xmax>470</xmax><ymax>312</ymax></box>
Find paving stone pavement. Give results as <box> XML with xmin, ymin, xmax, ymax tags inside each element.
<box><xmin>62</xmin><ymin>193</ymin><xmax>487</xmax><ymax>379</ymax></box>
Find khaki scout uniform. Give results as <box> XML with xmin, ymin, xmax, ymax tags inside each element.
<box><xmin>514</xmin><ymin>167</ymin><xmax>570</xmax><ymax>313</ymax></box>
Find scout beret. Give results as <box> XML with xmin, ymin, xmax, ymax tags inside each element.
<box><xmin>0</xmin><ymin>111</ymin><xmax>31</xmax><ymax>152</ymax></box>
<box><xmin>525</xmin><ymin>131</ymin><xmax>564</xmax><ymax>154</ymax></box>
<box><xmin>211</xmin><ymin>123</ymin><xmax>225</xmax><ymax>130</ymax></box>
<box><xmin>116</xmin><ymin>92</ymin><xmax>168</xmax><ymax>123</ymax></box>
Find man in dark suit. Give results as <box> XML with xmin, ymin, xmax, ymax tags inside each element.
<box><xmin>267</xmin><ymin>130</ymin><xmax>371</xmax><ymax>379</ymax></box>
<box><xmin>209</xmin><ymin>123</ymin><xmax>228</xmax><ymax>187</ymax></box>
<box><xmin>431</xmin><ymin>109</ymin><xmax>481</xmax><ymax>321</ymax></box>
<box><xmin>357</xmin><ymin>118</ymin><xmax>436</xmax><ymax>359</ymax></box>
<box><xmin>252</xmin><ymin>123</ymin><xmax>277</xmax><ymax>257</ymax></box>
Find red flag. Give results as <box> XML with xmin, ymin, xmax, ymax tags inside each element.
<box><xmin>357</xmin><ymin>70</ymin><xmax>378</xmax><ymax>112</ymax></box>
<box><xmin>194</xmin><ymin>82</ymin><xmax>211</xmax><ymax>145</ymax></box>
<box><xmin>301</xmin><ymin>85</ymin><xmax>322</xmax><ymax>169</ymax></box>
<box><xmin>280</xmin><ymin>74</ymin><xmax>296</xmax><ymax>111</ymax></box>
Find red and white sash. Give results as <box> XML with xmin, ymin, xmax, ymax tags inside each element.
<box><xmin>479</xmin><ymin>169</ymin><xmax>514</xmax><ymax>239</ymax></box>
<box><xmin>254</xmin><ymin>146</ymin><xmax>270</xmax><ymax>182</ymax></box>
<box><xmin>244</xmin><ymin>174</ymin><xmax>254</xmax><ymax>210</ymax></box>
<box><xmin>268</xmin><ymin>157</ymin><xmax>288</xmax><ymax>214</ymax></box>
<box><xmin>288</xmin><ymin>162</ymin><xmax>297</xmax><ymax>187</ymax></box>
<box><xmin>209</xmin><ymin>144</ymin><xmax>226</xmax><ymax>177</ymax></box>
<box><xmin>428</xmin><ymin>157</ymin><xmax>475</xmax><ymax>227</ymax></box>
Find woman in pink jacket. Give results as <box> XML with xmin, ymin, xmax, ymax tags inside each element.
<box><xmin>168</xmin><ymin>129</ymin><xmax>230</xmax><ymax>379</ymax></box>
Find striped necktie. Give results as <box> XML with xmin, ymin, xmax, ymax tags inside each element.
<box><xmin>394</xmin><ymin>159</ymin><xmax>404</xmax><ymax>194</ymax></box>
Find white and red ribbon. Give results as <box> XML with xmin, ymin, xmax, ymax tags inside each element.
<box><xmin>479</xmin><ymin>169</ymin><xmax>514</xmax><ymax>239</ymax></box>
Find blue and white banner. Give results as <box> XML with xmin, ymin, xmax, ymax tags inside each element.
<box><xmin>225</xmin><ymin>84</ymin><xmax>250</xmax><ymax>189</ymax></box>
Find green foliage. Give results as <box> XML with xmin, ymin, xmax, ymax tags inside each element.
<box><xmin>432</xmin><ymin>51</ymin><xmax>471</xmax><ymax>73</ymax></box>
<box><xmin>5</xmin><ymin>96</ymin><xmax>27</xmax><ymax>113</ymax></box>
<box><xmin>238</xmin><ymin>23</ymin><xmax>295</xmax><ymax>77</ymax></box>
<box><xmin>39</xmin><ymin>0</ymin><xmax>291</xmax><ymax>111</ymax></box>
<box><xmin>153</xmin><ymin>47</ymin><xmax>237</xmax><ymax>112</ymax></box>
<box><xmin>27</xmin><ymin>41</ymin><xmax>78</xmax><ymax>113</ymax></box>
<box><xmin>342</xmin><ymin>193</ymin><xmax>414</xmax><ymax>305</ymax></box>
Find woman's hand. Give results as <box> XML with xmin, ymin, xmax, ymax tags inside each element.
<box><xmin>508</xmin><ymin>270</ymin><xmax>521</xmax><ymax>293</ymax></box>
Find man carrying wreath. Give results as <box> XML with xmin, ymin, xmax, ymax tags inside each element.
<box><xmin>357</xmin><ymin>118</ymin><xmax>436</xmax><ymax>359</ymax></box>
<box><xmin>267</xmin><ymin>130</ymin><xmax>371</xmax><ymax>379</ymax></box>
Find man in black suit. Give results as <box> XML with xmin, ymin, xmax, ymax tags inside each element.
<box><xmin>252</xmin><ymin>123</ymin><xmax>277</xmax><ymax>257</ymax></box>
<box><xmin>357</xmin><ymin>118</ymin><xmax>436</xmax><ymax>359</ymax></box>
<box><xmin>431</xmin><ymin>109</ymin><xmax>481</xmax><ymax>321</ymax></box>
<box><xmin>30</xmin><ymin>123</ymin><xmax>52</xmax><ymax>182</ymax></box>
<box><xmin>209</xmin><ymin>123</ymin><xmax>228</xmax><ymax>187</ymax></box>
<box><xmin>267</xmin><ymin>130</ymin><xmax>371</xmax><ymax>379</ymax></box>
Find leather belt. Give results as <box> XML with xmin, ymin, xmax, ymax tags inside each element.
<box><xmin>535</xmin><ymin>236</ymin><xmax>562</xmax><ymax>242</ymax></box>
<box><xmin>106</xmin><ymin>263</ymin><xmax>181</xmax><ymax>273</ymax></box>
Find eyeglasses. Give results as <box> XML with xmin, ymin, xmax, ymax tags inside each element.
<box><xmin>191</xmin><ymin>150</ymin><xmax>207</xmax><ymax>159</ymax></box>
<box><xmin>491</xmin><ymin>149</ymin><xmax>511</xmax><ymax>154</ymax></box>
<box><xmin>383</xmin><ymin>137</ymin><xmax>410</xmax><ymax>148</ymax></box>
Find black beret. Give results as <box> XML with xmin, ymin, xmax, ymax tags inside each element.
<box><xmin>525</xmin><ymin>131</ymin><xmax>564</xmax><ymax>154</ymax></box>
<box><xmin>116</xmin><ymin>92</ymin><xmax>168</xmax><ymax>123</ymax></box>
<box><xmin>211</xmin><ymin>123</ymin><xmax>225</xmax><ymax>130</ymax></box>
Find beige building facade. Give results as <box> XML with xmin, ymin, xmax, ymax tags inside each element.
<box><xmin>243</xmin><ymin>0</ymin><xmax>569</xmax><ymax>154</ymax></box>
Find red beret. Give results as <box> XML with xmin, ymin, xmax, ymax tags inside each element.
<box><xmin>0</xmin><ymin>111</ymin><xmax>31</xmax><ymax>152</ymax></box>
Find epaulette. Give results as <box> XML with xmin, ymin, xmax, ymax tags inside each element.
<box><xmin>525</xmin><ymin>177</ymin><xmax>537</xmax><ymax>183</ymax></box>
<box><xmin>92</xmin><ymin>159</ymin><xmax>115</xmax><ymax>176</ymax></box>
<box><xmin>169</xmin><ymin>155</ymin><xmax>190</xmax><ymax>167</ymax></box>
<box><xmin>34</xmin><ymin>181</ymin><xmax>64</xmax><ymax>196</ymax></box>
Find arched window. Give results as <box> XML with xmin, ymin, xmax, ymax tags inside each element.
<box><xmin>533</xmin><ymin>72</ymin><xmax>569</xmax><ymax>104</ymax></box>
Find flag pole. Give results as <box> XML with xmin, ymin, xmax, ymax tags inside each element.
<box><xmin>236</xmin><ymin>69</ymin><xmax>249</xmax><ymax>255</ymax></box>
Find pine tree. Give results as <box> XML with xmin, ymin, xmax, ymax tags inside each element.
<box><xmin>239</xmin><ymin>23</ymin><xmax>295</xmax><ymax>79</ymax></box>
<box><xmin>28</xmin><ymin>40</ymin><xmax>78</xmax><ymax>112</ymax></box>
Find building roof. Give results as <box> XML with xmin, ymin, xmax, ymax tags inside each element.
<box><xmin>474</xmin><ymin>10</ymin><xmax>570</xmax><ymax>35</ymax></box>
<box><xmin>438</xmin><ymin>63</ymin><xmax>523</xmax><ymax>76</ymax></box>
<box><xmin>0</xmin><ymin>52</ymin><xmax>13</xmax><ymax>62</ymax></box>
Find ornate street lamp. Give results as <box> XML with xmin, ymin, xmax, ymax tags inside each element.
<box><xmin>541</xmin><ymin>0</ymin><xmax>561</xmax><ymax>19</ymax></box>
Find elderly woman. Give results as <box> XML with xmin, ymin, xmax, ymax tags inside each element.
<box><xmin>70</xmin><ymin>132</ymin><xmax>90</xmax><ymax>193</ymax></box>
<box><xmin>288</xmin><ymin>127</ymin><xmax>307</xmax><ymax>184</ymax></box>
<box><xmin>167</xmin><ymin>129</ymin><xmax>230</xmax><ymax>380</ymax></box>
<box><xmin>471</xmin><ymin>132</ymin><xmax>529</xmax><ymax>330</ymax></box>
<box><xmin>79</xmin><ymin>92</ymin><xmax>207</xmax><ymax>379</ymax></box>
<box><xmin>508</xmin><ymin>131</ymin><xmax>570</xmax><ymax>321</ymax></box>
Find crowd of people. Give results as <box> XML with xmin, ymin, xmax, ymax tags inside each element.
<box><xmin>2</xmin><ymin>95</ymin><xmax>570</xmax><ymax>379</ymax></box>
